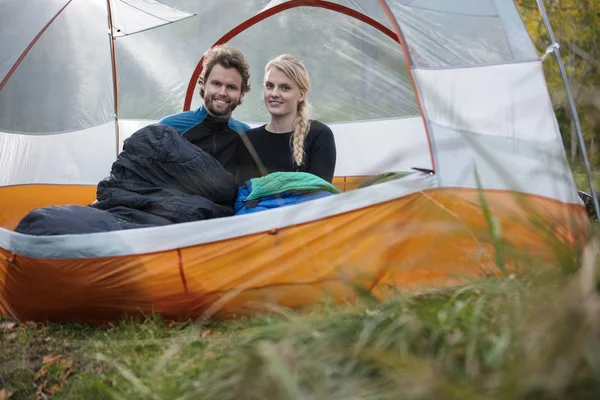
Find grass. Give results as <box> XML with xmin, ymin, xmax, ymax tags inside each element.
<box><xmin>2</xmin><ymin>260</ymin><xmax>600</xmax><ymax>400</ymax></box>
<box><xmin>1</xmin><ymin>173</ymin><xmax>600</xmax><ymax>399</ymax></box>
<box><xmin>572</xmin><ymin>170</ymin><xmax>600</xmax><ymax>194</ymax></box>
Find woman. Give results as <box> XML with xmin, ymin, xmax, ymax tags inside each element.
<box><xmin>238</xmin><ymin>54</ymin><xmax>337</xmax><ymax>184</ymax></box>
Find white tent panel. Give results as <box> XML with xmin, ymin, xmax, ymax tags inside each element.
<box><xmin>432</xmin><ymin>123</ymin><xmax>580</xmax><ymax>204</ymax></box>
<box><xmin>117</xmin><ymin>117</ymin><xmax>431</xmax><ymax>177</ymax></box>
<box><xmin>0</xmin><ymin>0</ymin><xmax>114</xmax><ymax>134</ymax></box>
<box><xmin>110</xmin><ymin>0</ymin><xmax>195</xmax><ymax>36</ymax></box>
<box><xmin>0</xmin><ymin>123</ymin><xmax>116</xmax><ymax>186</ymax></box>
<box><xmin>388</xmin><ymin>0</ymin><xmax>497</xmax><ymax>16</ymax></box>
<box><xmin>330</xmin><ymin>117</ymin><xmax>431</xmax><ymax>175</ymax></box>
<box><xmin>413</xmin><ymin>61</ymin><xmax>579</xmax><ymax>204</ymax></box>
<box><xmin>0</xmin><ymin>0</ymin><xmax>70</xmax><ymax>83</ymax></box>
<box><xmin>388</xmin><ymin>1</ymin><xmax>537</xmax><ymax>67</ymax></box>
<box><xmin>224</xmin><ymin>6</ymin><xmax>418</xmax><ymax>124</ymax></box>
<box><xmin>115</xmin><ymin>3</ymin><xmax>418</xmax><ymax>123</ymax></box>
<box><xmin>413</xmin><ymin>62</ymin><xmax>560</xmax><ymax>142</ymax></box>
<box><xmin>491</xmin><ymin>0</ymin><xmax>539</xmax><ymax>60</ymax></box>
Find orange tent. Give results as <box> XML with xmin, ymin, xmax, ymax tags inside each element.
<box><xmin>0</xmin><ymin>0</ymin><xmax>589</xmax><ymax>324</ymax></box>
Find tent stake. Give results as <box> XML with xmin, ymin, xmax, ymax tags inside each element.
<box><xmin>535</xmin><ymin>0</ymin><xmax>600</xmax><ymax>221</ymax></box>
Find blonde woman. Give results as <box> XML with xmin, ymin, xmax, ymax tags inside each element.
<box><xmin>238</xmin><ymin>54</ymin><xmax>336</xmax><ymax>183</ymax></box>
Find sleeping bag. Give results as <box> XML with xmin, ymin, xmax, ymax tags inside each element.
<box><xmin>16</xmin><ymin>124</ymin><xmax>238</xmax><ymax>235</ymax></box>
<box><xmin>234</xmin><ymin>172</ymin><xmax>340</xmax><ymax>215</ymax></box>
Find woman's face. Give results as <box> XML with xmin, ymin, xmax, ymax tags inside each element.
<box><xmin>263</xmin><ymin>67</ymin><xmax>305</xmax><ymax>119</ymax></box>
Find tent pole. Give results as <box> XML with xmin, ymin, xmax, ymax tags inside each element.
<box><xmin>535</xmin><ymin>0</ymin><xmax>600</xmax><ymax>221</ymax></box>
<box><xmin>105</xmin><ymin>0</ymin><xmax>120</xmax><ymax>158</ymax></box>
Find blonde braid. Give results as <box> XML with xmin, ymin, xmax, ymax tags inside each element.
<box><xmin>291</xmin><ymin>100</ymin><xmax>311</xmax><ymax>167</ymax></box>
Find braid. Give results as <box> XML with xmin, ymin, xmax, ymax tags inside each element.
<box><xmin>291</xmin><ymin>101</ymin><xmax>311</xmax><ymax>167</ymax></box>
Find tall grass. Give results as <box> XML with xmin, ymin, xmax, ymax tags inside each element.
<box><xmin>2</xmin><ymin>237</ymin><xmax>599</xmax><ymax>399</ymax></box>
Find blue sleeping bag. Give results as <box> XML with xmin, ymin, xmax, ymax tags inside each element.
<box><xmin>234</xmin><ymin>172</ymin><xmax>340</xmax><ymax>215</ymax></box>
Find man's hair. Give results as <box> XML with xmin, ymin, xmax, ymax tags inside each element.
<box><xmin>198</xmin><ymin>45</ymin><xmax>251</xmax><ymax>98</ymax></box>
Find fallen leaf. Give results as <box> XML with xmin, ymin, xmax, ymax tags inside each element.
<box><xmin>34</xmin><ymin>366</ymin><xmax>49</xmax><ymax>381</ymax></box>
<box><xmin>42</xmin><ymin>354</ymin><xmax>63</xmax><ymax>365</ymax></box>
<box><xmin>45</xmin><ymin>385</ymin><xmax>62</xmax><ymax>394</ymax></box>
<box><xmin>201</xmin><ymin>329</ymin><xmax>214</xmax><ymax>339</ymax></box>
<box><xmin>5</xmin><ymin>333</ymin><xmax>16</xmax><ymax>342</ymax></box>
<box><xmin>33</xmin><ymin>355</ymin><xmax>75</xmax><ymax>397</ymax></box>
<box><xmin>203</xmin><ymin>351</ymin><xmax>216</xmax><ymax>359</ymax></box>
<box><xmin>0</xmin><ymin>388</ymin><xmax>13</xmax><ymax>399</ymax></box>
<box><xmin>59</xmin><ymin>366</ymin><xmax>73</xmax><ymax>383</ymax></box>
<box><xmin>0</xmin><ymin>321</ymin><xmax>16</xmax><ymax>331</ymax></box>
<box><xmin>35</xmin><ymin>355</ymin><xmax>74</xmax><ymax>381</ymax></box>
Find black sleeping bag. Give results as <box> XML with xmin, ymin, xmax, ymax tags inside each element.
<box><xmin>16</xmin><ymin>123</ymin><xmax>238</xmax><ymax>235</ymax></box>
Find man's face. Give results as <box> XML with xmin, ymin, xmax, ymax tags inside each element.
<box><xmin>201</xmin><ymin>64</ymin><xmax>244</xmax><ymax>119</ymax></box>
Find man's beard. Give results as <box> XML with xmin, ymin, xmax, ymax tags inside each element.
<box><xmin>205</xmin><ymin>95</ymin><xmax>239</xmax><ymax>119</ymax></box>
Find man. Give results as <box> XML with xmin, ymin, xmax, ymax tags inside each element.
<box><xmin>159</xmin><ymin>45</ymin><xmax>251</xmax><ymax>177</ymax></box>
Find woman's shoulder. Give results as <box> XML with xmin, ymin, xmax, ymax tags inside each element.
<box><xmin>308</xmin><ymin>120</ymin><xmax>333</xmax><ymax>135</ymax></box>
<box><xmin>242</xmin><ymin>124</ymin><xmax>268</xmax><ymax>139</ymax></box>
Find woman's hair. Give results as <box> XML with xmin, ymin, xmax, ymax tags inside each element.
<box><xmin>199</xmin><ymin>44</ymin><xmax>251</xmax><ymax>99</ymax></box>
<box><xmin>265</xmin><ymin>54</ymin><xmax>311</xmax><ymax>167</ymax></box>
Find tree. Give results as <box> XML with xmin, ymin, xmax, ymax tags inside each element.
<box><xmin>516</xmin><ymin>0</ymin><xmax>600</xmax><ymax>167</ymax></box>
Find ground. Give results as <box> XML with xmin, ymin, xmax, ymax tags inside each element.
<box><xmin>1</xmin><ymin>172</ymin><xmax>599</xmax><ymax>399</ymax></box>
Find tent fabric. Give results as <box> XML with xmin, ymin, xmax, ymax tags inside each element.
<box><xmin>0</xmin><ymin>122</ymin><xmax>116</xmax><ymax>186</ymax></box>
<box><xmin>413</xmin><ymin>62</ymin><xmax>559</xmax><ymax>142</ymax></box>
<box><xmin>0</xmin><ymin>117</ymin><xmax>431</xmax><ymax>187</ymax></box>
<box><xmin>412</xmin><ymin>61</ymin><xmax>580</xmax><ymax>204</ymax></box>
<box><xmin>0</xmin><ymin>0</ymin><xmax>591</xmax><ymax>323</ymax></box>
<box><xmin>0</xmin><ymin>174</ymin><xmax>434</xmax><ymax>259</ymax></box>
<box><xmin>388</xmin><ymin>0</ymin><xmax>538</xmax><ymax>68</ymax></box>
<box><xmin>0</xmin><ymin>188</ymin><xmax>588</xmax><ymax>324</ymax></box>
<box><xmin>109</xmin><ymin>0</ymin><xmax>196</xmax><ymax>37</ymax></box>
<box><xmin>0</xmin><ymin>0</ymin><xmax>114</xmax><ymax>134</ymax></box>
<box><xmin>0</xmin><ymin>0</ymin><xmax>69</xmax><ymax>85</ymax></box>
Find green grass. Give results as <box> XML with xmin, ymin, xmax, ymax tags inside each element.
<box><xmin>572</xmin><ymin>170</ymin><xmax>600</xmax><ymax>194</ymax></box>
<box><xmin>1</xmin><ymin>171</ymin><xmax>600</xmax><ymax>399</ymax></box>
<box><xmin>2</xmin><ymin>256</ymin><xmax>600</xmax><ymax>400</ymax></box>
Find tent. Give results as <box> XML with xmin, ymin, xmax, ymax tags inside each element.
<box><xmin>0</xmin><ymin>0</ymin><xmax>591</xmax><ymax>324</ymax></box>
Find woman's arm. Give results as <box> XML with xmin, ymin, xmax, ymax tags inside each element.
<box><xmin>305</xmin><ymin>123</ymin><xmax>337</xmax><ymax>183</ymax></box>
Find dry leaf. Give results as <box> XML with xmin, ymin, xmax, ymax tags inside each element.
<box><xmin>45</xmin><ymin>385</ymin><xmax>62</xmax><ymax>394</ymax></box>
<box><xmin>34</xmin><ymin>366</ymin><xmax>49</xmax><ymax>381</ymax></box>
<box><xmin>0</xmin><ymin>388</ymin><xmax>13</xmax><ymax>399</ymax></box>
<box><xmin>59</xmin><ymin>366</ymin><xmax>73</xmax><ymax>383</ymax></box>
<box><xmin>5</xmin><ymin>333</ymin><xmax>16</xmax><ymax>342</ymax></box>
<box><xmin>42</xmin><ymin>354</ymin><xmax>63</xmax><ymax>365</ymax></box>
<box><xmin>35</xmin><ymin>355</ymin><xmax>74</xmax><ymax>382</ymax></box>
